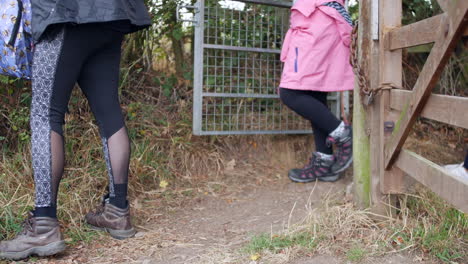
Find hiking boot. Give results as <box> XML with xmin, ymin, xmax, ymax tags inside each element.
<box><xmin>288</xmin><ymin>152</ymin><xmax>340</xmax><ymax>183</ymax></box>
<box><xmin>0</xmin><ymin>212</ymin><xmax>65</xmax><ymax>260</ymax></box>
<box><xmin>327</xmin><ymin>122</ymin><xmax>353</xmax><ymax>173</ymax></box>
<box><xmin>85</xmin><ymin>199</ymin><xmax>136</xmax><ymax>240</ymax></box>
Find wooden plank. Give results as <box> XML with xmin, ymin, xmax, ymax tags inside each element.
<box><xmin>386</xmin><ymin>15</ymin><xmax>443</xmax><ymax>50</ymax></box>
<box><xmin>437</xmin><ymin>0</ymin><xmax>448</xmax><ymax>12</ymax></box>
<box><xmin>387</xmin><ymin>20</ymin><xmax>467</xmax><ymax>51</ymax></box>
<box><xmin>379</xmin><ymin>0</ymin><xmax>405</xmax><ymax>195</ymax></box>
<box><xmin>395</xmin><ymin>150</ymin><xmax>468</xmax><ymax>213</ymax></box>
<box><xmin>390</xmin><ymin>90</ymin><xmax>468</xmax><ymax>129</ymax></box>
<box><xmin>381</xmin><ymin>167</ymin><xmax>406</xmax><ymax>194</ymax></box>
<box><xmin>384</xmin><ymin>2</ymin><xmax>468</xmax><ymax>169</ymax></box>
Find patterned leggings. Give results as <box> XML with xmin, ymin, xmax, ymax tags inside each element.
<box><xmin>31</xmin><ymin>24</ymin><xmax>130</xmax><ymax>208</ymax></box>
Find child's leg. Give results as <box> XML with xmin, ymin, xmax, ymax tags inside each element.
<box><xmin>279</xmin><ymin>87</ymin><xmax>341</xmax><ymax>138</ymax></box>
<box><xmin>312</xmin><ymin>125</ymin><xmax>333</xmax><ymax>155</ymax></box>
<box><xmin>306</xmin><ymin>90</ymin><xmax>334</xmax><ymax>155</ymax></box>
<box><xmin>464</xmin><ymin>151</ymin><xmax>468</xmax><ymax>170</ymax></box>
<box><xmin>280</xmin><ymin>88</ymin><xmax>353</xmax><ymax>174</ymax></box>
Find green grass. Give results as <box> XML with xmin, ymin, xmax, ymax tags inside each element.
<box><xmin>346</xmin><ymin>246</ymin><xmax>366</xmax><ymax>262</ymax></box>
<box><xmin>0</xmin><ymin>82</ymin><xmax>224</xmax><ymax>253</ymax></box>
<box><xmin>242</xmin><ymin>188</ymin><xmax>468</xmax><ymax>263</ymax></box>
<box><xmin>402</xmin><ymin>192</ymin><xmax>468</xmax><ymax>263</ymax></box>
<box><xmin>244</xmin><ymin>232</ymin><xmax>319</xmax><ymax>254</ymax></box>
<box><xmin>65</xmin><ymin>227</ymin><xmax>100</xmax><ymax>245</ymax></box>
<box><xmin>0</xmin><ymin>205</ymin><xmax>32</xmax><ymax>240</ymax></box>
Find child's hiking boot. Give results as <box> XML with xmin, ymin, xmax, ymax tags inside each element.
<box><xmin>327</xmin><ymin>122</ymin><xmax>353</xmax><ymax>173</ymax></box>
<box><xmin>288</xmin><ymin>152</ymin><xmax>340</xmax><ymax>183</ymax></box>
<box><xmin>85</xmin><ymin>199</ymin><xmax>136</xmax><ymax>240</ymax></box>
<box><xmin>0</xmin><ymin>212</ymin><xmax>65</xmax><ymax>260</ymax></box>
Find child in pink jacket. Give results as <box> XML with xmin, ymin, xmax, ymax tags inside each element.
<box><xmin>280</xmin><ymin>0</ymin><xmax>354</xmax><ymax>183</ymax></box>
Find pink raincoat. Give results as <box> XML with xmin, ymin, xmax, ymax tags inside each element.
<box><xmin>279</xmin><ymin>0</ymin><xmax>354</xmax><ymax>92</ymax></box>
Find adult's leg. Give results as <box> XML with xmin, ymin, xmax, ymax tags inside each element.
<box><xmin>31</xmin><ymin>26</ymin><xmax>85</xmax><ymax>217</ymax></box>
<box><xmin>79</xmin><ymin>27</ymin><xmax>136</xmax><ymax>239</ymax></box>
<box><xmin>0</xmin><ymin>25</ymin><xmax>88</xmax><ymax>261</ymax></box>
<box><xmin>77</xmin><ymin>29</ymin><xmax>129</xmax><ymax>209</ymax></box>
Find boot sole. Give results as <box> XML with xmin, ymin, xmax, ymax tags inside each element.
<box><xmin>88</xmin><ymin>224</ymin><xmax>137</xmax><ymax>240</ymax></box>
<box><xmin>333</xmin><ymin>156</ymin><xmax>353</xmax><ymax>174</ymax></box>
<box><xmin>288</xmin><ymin>173</ymin><xmax>341</xmax><ymax>183</ymax></box>
<box><xmin>0</xmin><ymin>240</ymin><xmax>65</xmax><ymax>260</ymax></box>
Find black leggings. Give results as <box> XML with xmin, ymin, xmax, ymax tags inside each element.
<box><xmin>31</xmin><ymin>23</ymin><xmax>129</xmax><ymax>209</ymax></box>
<box><xmin>465</xmin><ymin>152</ymin><xmax>468</xmax><ymax>170</ymax></box>
<box><xmin>279</xmin><ymin>88</ymin><xmax>341</xmax><ymax>154</ymax></box>
<box><xmin>48</xmin><ymin>24</ymin><xmax>124</xmax><ymax>137</ymax></box>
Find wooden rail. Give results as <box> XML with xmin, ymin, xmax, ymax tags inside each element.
<box><xmin>395</xmin><ymin>150</ymin><xmax>468</xmax><ymax>213</ymax></box>
<box><xmin>390</xmin><ymin>90</ymin><xmax>468</xmax><ymax>129</ymax></box>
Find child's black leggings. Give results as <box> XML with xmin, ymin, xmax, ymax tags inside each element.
<box><xmin>279</xmin><ymin>88</ymin><xmax>341</xmax><ymax>154</ymax></box>
<box><xmin>465</xmin><ymin>152</ymin><xmax>468</xmax><ymax>170</ymax></box>
<box><xmin>31</xmin><ymin>23</ymin><xmax>130</xmax><ymax>214</ymax></box>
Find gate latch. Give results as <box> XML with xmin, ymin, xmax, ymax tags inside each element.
<box><xmin>384</xmin><ymin>121</ymin><xmax>395</xmax><ymax>133</ymax></box>
<box><xmin>176</xmin><ymin>4</ymin><xmax>200</xmax><ymax>26</ymax></box>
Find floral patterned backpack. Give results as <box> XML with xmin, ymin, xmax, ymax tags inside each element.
<box><xmin>0</xmin><ymin>0</ymin><xmax>33</xmax><ymax>79</ymax></box>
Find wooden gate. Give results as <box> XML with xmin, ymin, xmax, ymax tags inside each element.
<box><xmin>354</xmin><ymin>0</ymin><xmax>468</xmax><ymax>213</ymax></box>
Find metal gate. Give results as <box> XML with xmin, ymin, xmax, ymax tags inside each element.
<box><xmin>191</xmin><ymin>0</ymin><xmax>344</xmax><ymax>135</ymax></box>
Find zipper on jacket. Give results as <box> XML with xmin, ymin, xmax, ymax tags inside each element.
<box><xmin>294</xmin><ymin>47</ymin><xmax>298</xmax><ymax>73</ymax></box>
<box><xmin>8</xmin><ymin>0</ymin><xmax>23</xmax><ymax>47</ymax></box>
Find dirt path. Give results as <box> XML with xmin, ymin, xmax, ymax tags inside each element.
<box><xmin>36</xmin><ymin>174</ymin><xmax>349</xmax><ymax>264</ymax></box>
<box><xmin>22</xmin><ymin>163</ymin><xmax>437</xmax><ymax>264</ymax></box>
<box><xmin>144</xmin><ymin>177</ymin><xmax>350</xmax><ymax>264</ymax></box>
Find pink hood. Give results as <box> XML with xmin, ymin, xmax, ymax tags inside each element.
<box><xmin>292</xmin><ymin>0</ymin><xmax>345</xmax><ymax>17</ymax></box>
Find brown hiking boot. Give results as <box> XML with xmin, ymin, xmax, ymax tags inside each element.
<box><xmin>0</xmin><ymin>212</ymin><xmax>65</xmax><ymax>260</ymax></box>
<box><xmin>85</xmin><ymin>200</ymin><xmax>136</xmax><ymax>240</ymax></box>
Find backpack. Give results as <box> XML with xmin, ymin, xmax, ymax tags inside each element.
<box><xmin>0</xmin><ymin>0</ymin><xmax>33</xmax><ymax>79</ymax></box>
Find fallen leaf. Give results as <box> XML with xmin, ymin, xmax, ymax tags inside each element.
<box><xmin>397</xmin><ymin>236</ymin><xmax>405</xmax><ymax>244</ymax></box>
<box><xmin>250</xmin><ymin>253</ymin><xmax>261</xmax><ymax>261</ymax></box>
<box><xmin>159</xmin><ymin>180</ymin><xmax>169</xmax><ymax>189</ymax></box>
<box><xmin>226</xmin><ymin>159</ymin><xmax>236</xmax><ymax>171</ymax></box>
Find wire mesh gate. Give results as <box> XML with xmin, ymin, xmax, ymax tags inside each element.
<box><xmin>191</xmin><ymin>0</ymin><xmax>343</xmax><ymax>135</ymax></box>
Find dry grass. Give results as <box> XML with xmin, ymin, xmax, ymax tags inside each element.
<box><xmin>0</xmin><ymin>78</ymin><xmax>313</xmax><ymax>246</ymax></box>
<box><xmin>0</xmin><ymin>79</ymin><xmax>230</xmax><ymax>242</ymax></box>
<box><xmin>1</xmin><ymin>66</ymin><xmax>467</xmax><ymax>264</ymax></box>
<box><xmin>232</xmin><ymin>182</ymin><xmax>467</xmax><ymax>264</ymax></box>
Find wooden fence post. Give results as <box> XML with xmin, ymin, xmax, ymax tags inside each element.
<box><xmin>354</xmin><ymin>0</ymin><xmax>398</xmax><ymax>213</ymax></box>
<box><xmin>353</xmin><ymin>0</ymin><xmax>375</xmax><ymax>208</ymax></box>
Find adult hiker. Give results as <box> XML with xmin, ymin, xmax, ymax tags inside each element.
<box><xmin>0</xmin><ymin>0</ymin><xmax>151</xmax><ymax>260</ymax></box>
<box><xmin>279</xmin><ymin>0</ymin><xmax>354</xmax><ymax>183</ymax></box>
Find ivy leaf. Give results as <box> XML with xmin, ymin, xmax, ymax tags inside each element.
<box><xmin>172</xmin><ymin>27</ymin><xmax>183</xmax><ymax>41</ymax></box>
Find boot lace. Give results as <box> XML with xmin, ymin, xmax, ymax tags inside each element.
<box><xmin>303</xmin><ymin>154</ymin><xmax>321</xmax><ymax>169</ymax></box>
<box><xmin>19</xmin><ymin>213</ymin><xmax>35</xmax><ymax>235</ymax></box>
<box><xmin>93</xmin><ymin>197</ymin><xmax>110</xmax><ymax>216</ymax></box>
